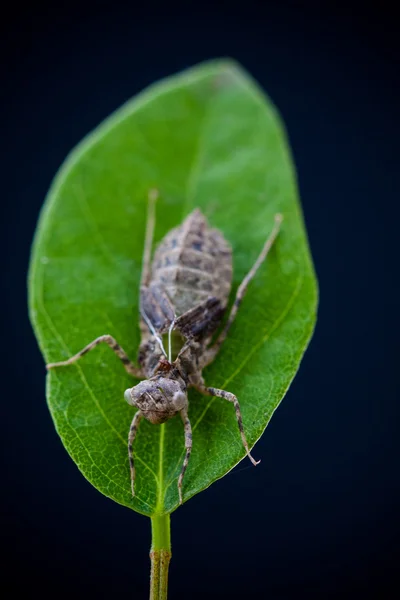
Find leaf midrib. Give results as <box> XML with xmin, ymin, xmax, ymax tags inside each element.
<box><xmin>155</xmin><ymin>84</ymin><xmax>214</xmax><ymax>512</ymax></box>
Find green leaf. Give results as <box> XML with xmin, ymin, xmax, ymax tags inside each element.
<box><xmin>28</xmin><ymin>59</ymin><xmax>318</xmax><ymax>517</ymax></box>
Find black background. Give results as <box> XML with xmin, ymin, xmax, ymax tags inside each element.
<box><xmin>1</xmin><ymin>1</ymin><xmax>399</xmax><ymax>598</ymax></box>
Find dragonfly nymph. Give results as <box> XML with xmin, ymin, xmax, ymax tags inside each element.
<box><xmin>47</xmin><ymin>190</ymin><xmax>282</xmax><ymax>504</ymax></box>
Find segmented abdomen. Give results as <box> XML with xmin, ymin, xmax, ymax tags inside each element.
<box><xmin>151</xmin><ymin>209</ymin><xmax>232</xmax><ymax>317</ymax></box>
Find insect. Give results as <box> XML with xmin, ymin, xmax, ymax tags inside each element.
<box><xmin>47</xmin><ymin>190</ymin><xmax>282</xmax><ymax>504</ymax></box>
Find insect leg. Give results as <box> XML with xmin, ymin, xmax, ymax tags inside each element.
<box><xmin>128</xmin><ymin>410</ymin><xmax>143</xmax><ymax>497</ymax></box>
<box><xmin>46</xmin><ymin>334</ymin><xmax>143</xmax><ymax>378</ymax></box>
<box><xmin>178</xmin><ymin>407</ymin><xmax>193</xmax><ymax>505</ymax></box>
<box><xmin>203</xmin><ymin>214</ymin><xmax>283</xmax><ymax>366</ymax></box>
<box><xmin>141</xmin><ymin>188</ymin><xmax>158</xmax><ymax>288</ymax></box>
<box><xmin>195</xmin><ymin>384</ymin><xmax>260</xmax><ymax>467</ymax></box>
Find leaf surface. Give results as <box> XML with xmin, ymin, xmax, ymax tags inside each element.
<box><xmin>29</xmin><ymin>60</ymin><xmax>318</xmax><ymax>516</ymax></box>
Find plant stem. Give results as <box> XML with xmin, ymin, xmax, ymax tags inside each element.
<box><xmin>150</xmin><ymin>514</ymin><xmax>171</xmax><ymax>600</ymax></box>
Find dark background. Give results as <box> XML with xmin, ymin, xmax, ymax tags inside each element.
<box><xmin>1</xmin><ymin>1</ymin><xmax>399</xmax><ymax>598</ymax></box>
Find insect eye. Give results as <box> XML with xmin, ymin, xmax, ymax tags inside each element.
<box><xmin>124</xmin><ymin>388</ymin><xmax>132</xmax><ymax>404</ymax></box>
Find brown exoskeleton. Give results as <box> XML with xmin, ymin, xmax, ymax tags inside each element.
<box><xmin>47</xmin><ymin>190</ymin><xmax>282</xmax><ymax>504</ymax></box>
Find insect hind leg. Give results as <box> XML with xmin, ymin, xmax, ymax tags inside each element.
<box><xmin>141</xmin><ymin>188</ymin><xmax>158</xmax><ymax>288</ymax></box>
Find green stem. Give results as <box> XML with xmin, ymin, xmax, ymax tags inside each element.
<box><xmin>150</xmin><ymin>514</ymin><xmax>171</xmax><ymax>600</ymax></box>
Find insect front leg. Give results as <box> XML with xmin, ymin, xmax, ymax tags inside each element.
<box><xmin>128</xmin><ymin>410</ymin><xmax>143</xmax><ymax>497</ymax></box>
<box><xmin>194</xmin><ymin>384</ymin><xmax>260</xmax><ymax>467</ymax></box>
<box><xmin>178</xmin><ymin>407</ymin><xmax>193</xmax><ymax>505</ymax></box>
<box><xmin>46</xmin><ymin>334</ymin><xmax>144</xmax><ymax>378</ymax></box>
<box><xmin>202</xmin><ymin>213</ymin><xmax>283</xmax><ymax>367</ymax></box>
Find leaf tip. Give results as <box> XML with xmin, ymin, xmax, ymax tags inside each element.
<box><xmin>212</xmin><ymin>57</ymin><xmax>245</xmax><ymax>85</ymax></box>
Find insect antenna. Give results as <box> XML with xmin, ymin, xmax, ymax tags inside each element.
<box><xmin>140</xmin><ymin>307</ymin><xmax>168</xmax><ymax>358</ymax></box>
<box><xmin>168</xmin><ymin>316</ymin><xmax>176</xmax><ymax>362</ymax></box>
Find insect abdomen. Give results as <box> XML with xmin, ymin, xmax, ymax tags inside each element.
<box><xmin>151</xmin><ymin>209</ymin><xmax>232</xmax><ymax>317</ymax></box>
